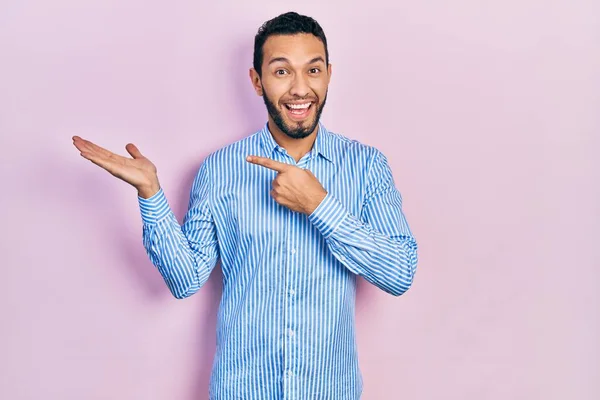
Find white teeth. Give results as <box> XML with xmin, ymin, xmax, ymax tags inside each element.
<box><xmin>287</xmin><ymin>103</ymin><xmax>311</xmax><ymax>109</ymax></box>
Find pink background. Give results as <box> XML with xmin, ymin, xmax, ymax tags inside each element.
<box><xmin>1</xmin><ymin>1</ymin><xmax>598</xmax><ymax>399</ymax></box>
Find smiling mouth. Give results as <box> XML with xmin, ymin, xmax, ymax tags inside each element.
<box><xmin>284</xmin><ymin>102</ymin><xmax>313</xmax><ymax>119</ymax></box>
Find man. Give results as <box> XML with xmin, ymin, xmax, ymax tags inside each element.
<box><xmin>72</xmin><ymin>11</ymin><xmax>418</xmax><ymax>400</ymax></box>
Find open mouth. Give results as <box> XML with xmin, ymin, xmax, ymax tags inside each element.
<box><xmin>284</xmin><ymin>102</ymin><xmax>313</xmax><ymax>120</ymax></box>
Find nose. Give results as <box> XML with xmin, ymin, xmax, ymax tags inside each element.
<box><xmin>290</xmin><ymin>73</ymin><xmax>310</xmax><ymax>98</ymax></box>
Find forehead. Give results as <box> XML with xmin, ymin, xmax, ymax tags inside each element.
<box><xmin>262</xmin><ymin>33</ymin><xmax>326</xmax><ymax>64</ymax></box>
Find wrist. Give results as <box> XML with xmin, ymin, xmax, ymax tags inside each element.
<box><xmin>137</xmin><ymin>181</ymin><xmax>160</xmax><ymax>199</ymax></box>
<box><xmin>305</xmin><ymin>190</ymin><xmax>328</xmax><ymax>215</ymax></box>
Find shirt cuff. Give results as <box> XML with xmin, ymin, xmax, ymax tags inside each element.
<box><xmin>307</xmin><ymin>192</ymin><xmax>348</xmax><ymax>239</ymax></box>
<box><xmin>138</xmin><ymin>188</ymin><xmax>171</xmax><ymax>225</ymax></box>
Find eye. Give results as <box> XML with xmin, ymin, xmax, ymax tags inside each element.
<box><xmin>309</xmin><ymin>68</ymin><xmax>321</xmax><ymax>74</ymax></box>
<box><xmin>275</xmin><ymin>69</ymin><xmax>289</xmax><ymax>76</ymax></box>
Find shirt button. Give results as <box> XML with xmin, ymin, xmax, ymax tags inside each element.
<box><xmin>288</xmin><ymin>329</ymin><xmax>295</xmax><ymax>337</ymax></box>
<box><xmin>289</xmin><ymin>289</ymin><xmax>295</xmax><ymax>296</ymax></box>
<box><xmin>287</xmin><ymin>370</ymin><xmax>294</xmax><ymax>377</ymax></box>
<box><xmin>290</xmin><ymin>248</ymin><xmax>296</xmax><ymax>255</ymax></box>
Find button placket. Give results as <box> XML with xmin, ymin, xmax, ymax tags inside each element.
<box><xmin>282</xmin><ymin>212</ymin><xmax>297</xmax><ymax>398</ymax></box>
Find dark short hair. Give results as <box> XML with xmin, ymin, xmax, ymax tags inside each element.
<box><xmin>253</xmin><ymin>12</ymin><xmax>329</xmax><ymax>76</ymax></box>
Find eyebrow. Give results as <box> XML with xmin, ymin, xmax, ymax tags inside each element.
<box><xmin>268</xmin><ymin>56</ymin><xmax>326</xmax><ymax>66</ymax></box>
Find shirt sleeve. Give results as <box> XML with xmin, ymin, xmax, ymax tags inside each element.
<box><xmin>307</xmin><ymin>150</ymin><xmax>418</xmax><ymax>296</ymax></box>
<box><xmin>138</xmin><ymin>159</ymin><xmax>220</xmax><ymax>299</ymax></box>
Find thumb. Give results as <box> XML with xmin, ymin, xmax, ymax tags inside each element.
<box><xmin>125</xmin><ymin>143</ymin><xmax>145</xmax><ymax>159</ymax></box>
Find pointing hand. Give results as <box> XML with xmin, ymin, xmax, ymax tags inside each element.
<box><xmin>246</xmin><ymin>155</ymin><xmax>327</xmax><ymax>215</ymax></box>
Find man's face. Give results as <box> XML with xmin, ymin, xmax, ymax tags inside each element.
<box><xmin>250</xmin><ymin>33</ymin><xmax>332</xmax><ymax>139</ymax></box>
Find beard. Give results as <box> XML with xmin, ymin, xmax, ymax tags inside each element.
<box><xmin>261</xmin><ymin>86</ymin><xmax>327</xmax><ymax>140</ymax></box>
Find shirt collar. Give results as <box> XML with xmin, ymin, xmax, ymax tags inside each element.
<box><xmin>259</xmin><ymin>122</ymin><xmax>335</xmax><ymax>164</ymax></box>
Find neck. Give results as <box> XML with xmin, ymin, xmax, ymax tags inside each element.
<box><xmin>267</xmin><ymin>119</ymin><xmax>319</xmax><ymax>163</ymax></box>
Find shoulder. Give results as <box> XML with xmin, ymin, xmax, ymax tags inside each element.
<box><xmin>201</xmin><ymin>130</ymin><xmax>262</xmax><ymax>169</ymax></box>
<box><xmin>324</xmin><ymin>127</ymin><xmax>384</xmax><ymax>165</ymax></box>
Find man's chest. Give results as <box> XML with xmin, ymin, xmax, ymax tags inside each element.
<box><xmin>211</xmin><ymin>160</ymin><xmax>367</xmax><ymax>243</ymax></box>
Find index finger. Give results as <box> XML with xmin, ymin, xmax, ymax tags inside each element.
<box><xmin>246</xmin><ymin>155</ymin><xmax>290</xmax><ymax>172</ymax></box>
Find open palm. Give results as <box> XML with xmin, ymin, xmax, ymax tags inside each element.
<box><xmin>72</xmin><ymin>136</ymin><xmax>159</xmax><ymax>195</ymax></box>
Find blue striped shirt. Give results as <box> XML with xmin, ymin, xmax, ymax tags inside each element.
<box><xmin>138</xmin><ymin>122</ymin><xmax>418</xmax><ymax>399</ymax></box>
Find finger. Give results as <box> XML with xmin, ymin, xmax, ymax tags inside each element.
<box><xmin>80</xmin><ymin>151</ymin><xmax>118</xmax><ymax>174</ymax></box>
<box><xmin>86</xmin><ymin>140</ymin><xmax>112</xmax><ymax>156</ymax></box>
<box><xmin>270</xmin><ymin>189</ymin><xmax>281</xmax><ymax>203</ymax></box>
<box><xmin>125</xmin><ymin>143</ymin><xmax>145</xmax><ymax>159</ymax></box>
<box><xmin>246</xmin><ymin>155</ymin><xmax>290</xmax><ymax>173</ymax></box>
<box><xmin>72</xmin><ymin>136</ymin><xmax>93</xmax><ymax>153</ymax></box>
<box><xmin>73</xmin><ymin>136</ymin><xmax>113</xmax><ymax>158</ymax></box>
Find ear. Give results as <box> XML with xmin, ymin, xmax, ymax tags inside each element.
<box><xmin>327</xmin><ymin>63</ymin><xmax>332</xmax><ymax>84</ymax></box>
<box><xmin>249</xmin><ymin>68</ymin><xmax>263</xmax><ymax>96</ymax></box>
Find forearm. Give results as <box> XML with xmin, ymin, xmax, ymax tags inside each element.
<box><xmin>139</xmin><ymin>188</ymin><xmax>217</xmax><ymax>299</ymax></box>
<box><xmin>308</xmin><ymin>193</ymin><xmax>418</xmax><ymax>296</ymax></box>
<box><xmin>142</xmin><ymin>215</ymin><xmax>212</xmax><ymax>299</ymax></box>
